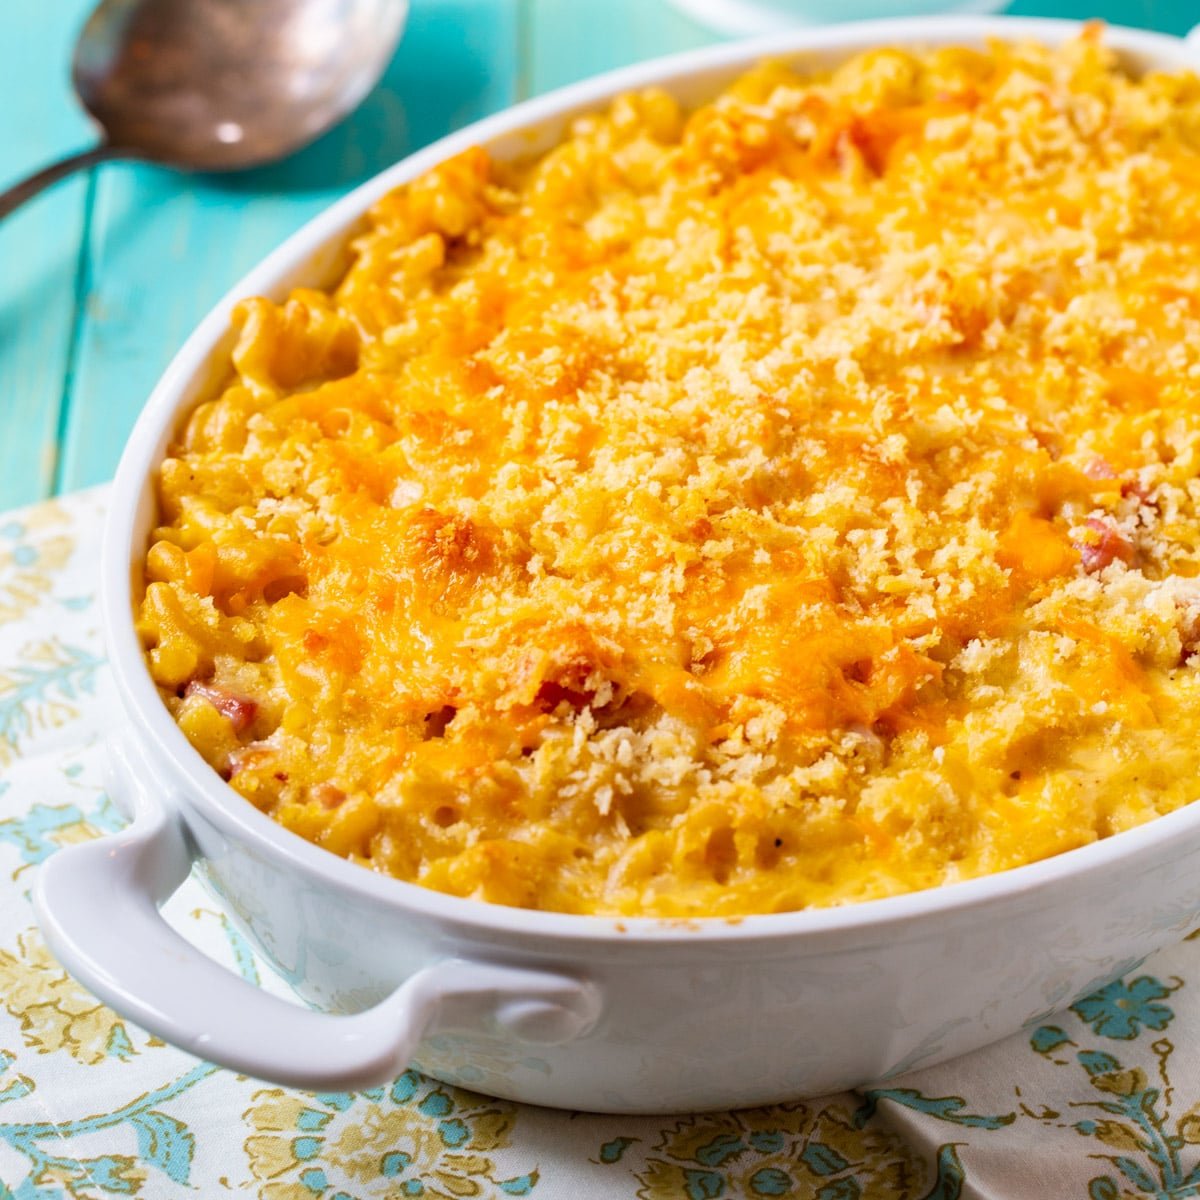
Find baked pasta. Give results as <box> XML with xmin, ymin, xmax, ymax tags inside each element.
<box><xmin>139</xmin><ymin>31</ymin><xmax>1200</xmax><ymax>916</ymax></box>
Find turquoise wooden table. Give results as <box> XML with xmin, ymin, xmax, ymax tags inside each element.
<box><xmin>1</xmin><ymin>0</ymin><xmax>1195</xmax><ymax>512</ymax></box>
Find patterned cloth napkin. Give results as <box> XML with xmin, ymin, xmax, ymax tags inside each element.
<box><xmin>4</xmin><ymin>486</ymin><xmax>1200</xmax><ymax>1200</ymax></box>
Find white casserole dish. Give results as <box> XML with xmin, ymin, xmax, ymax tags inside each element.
<box><xmin>33</xmin><ymin>15</ymin><xmax>1200</xmax><ymax>1115</ymax></box>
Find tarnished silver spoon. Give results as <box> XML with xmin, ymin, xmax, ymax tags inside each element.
<box><xmin>0</xmin><ymin>0</ymin><xmax>409</xmax><ymax>219</ymax></box>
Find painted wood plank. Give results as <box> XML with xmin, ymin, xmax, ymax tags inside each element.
<box><xmin>1008</xmin><ymin>0</ymin><xmax>1194</xmax><ymax>35</ymax></box>
<box><xmin>521</xmin><ymin>0</ymin><xmax>719</xmax><ymax>99</ymax></box>
<box><xmin>55</xmin><ymin>0</ymin><xmax>520</xmax><ymax>493</ymax></box>
<box><xmin>0</xmin><ymin>0</ymin><xmax>99</xmax><ymax>507</ymax></box>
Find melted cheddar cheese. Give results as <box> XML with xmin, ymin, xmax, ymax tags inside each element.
<box><xmin>139</xmin><ymin>33</ymin><xmax>1200</xmax><ymax>916</ymax></box>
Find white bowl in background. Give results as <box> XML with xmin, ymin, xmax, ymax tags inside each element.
<box><xmin>666</xmin><ymin>0</ymin><xmax>1007</xmax><ymax>38</ymax></box>
<box><xmin>31</xmin><ymin>15</ymin><xmax>1200</xmax><ymax>1114</ymax></box>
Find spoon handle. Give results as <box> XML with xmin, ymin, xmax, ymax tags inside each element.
<box><xmin>0</xmin><ymin>143</ymin><xmax>134</xmax><ymax>221</ymax></box>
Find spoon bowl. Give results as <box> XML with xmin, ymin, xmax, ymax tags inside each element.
<box><xmin>74</xmin><ymin>0</ymin><xmax>409</xmax><ymax>171</ymax></box>
<box><xmin>0</xmin><ymin>0</ymin><xmax>408</xmax><ymax>216</ymax></box>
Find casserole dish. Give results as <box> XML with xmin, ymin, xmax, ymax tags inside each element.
<box><xmin>33</xmin><ymin>15</ymin><xmax>1200</xmax><ymax>1115</ymax></box>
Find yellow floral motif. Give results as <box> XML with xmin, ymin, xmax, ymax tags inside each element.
<box><xmin>620</xmin><ymin>1102</ymin><xmax>933</xmax><ymax>1200</ymax></box>
<box><xmin>245</xmin><ymin>1072</ymin><xmax>536</xmax><ymax>1199</ymax></box>
<box><xmin>0</xmin><ymin>637</ymin><xmax>103</xmax><ymax>766</ymax></box>
<box><xmin>0</xmin><ymin>502</ymin><xmax>75</xmax><ymax>626</ymax></box>
<box><xmin>0</xmin><ymin>929</ymin><xmax>145</xmax><ymax>1065</ymax></box>
<box><xmin>1179</xmin><ymin>1103</ymin><xmax>1200</xmax><ymax>1145</ymax></box>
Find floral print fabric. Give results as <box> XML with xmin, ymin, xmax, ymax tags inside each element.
<box><xmin>4</xmin><ymin>487</ymin><xmax>1200</xmax><ymax>1199</ymax></box>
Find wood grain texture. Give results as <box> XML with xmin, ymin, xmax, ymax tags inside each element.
<box><xmin>2</xmin><ymin>0</ymin><xmax>1199</xmax><ymax>502</ymax></box>
<box><xmin>55</xmin><ymin>0</ymin><xmax>520</xmax><ymax>492</ymax></box>
<box><xmin>0</xmin><ymin>0</ymin><xmax>98</xmax><ymax>508</ymax></box>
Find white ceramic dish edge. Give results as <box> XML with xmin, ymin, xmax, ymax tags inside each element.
<box><xmin>31</xmin><ymin>16</ymin><xmax>1200</xmax><ymax>1111</ymax></box>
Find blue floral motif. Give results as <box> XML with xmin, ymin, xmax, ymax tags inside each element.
<box><xmin>244</xmin><ymin>1070</ymin><xmax>537</xmax><ymax>1197</ymax></box>
<box><xmin>0</xmin><ymin>639</ymin><xmax>103</xmax><ymax>761</ymax></box>
<box><xmin>1018</xmin><ymin>971</ymin><xmax>1200</xmax><ymax>1199</ymax></box>
<box><xmin>602</xmin><ymin>1102</ymin><xmax>982</xmax><ymax>1199</ymax></box>
<box><xmin>1066</xmin><ymin>1044</ymin><xmax>1200</xmax><ymax>1199</ymax></box>
<box><xmin>0</xmin><ymin>797</ymin><xmax>122</xmax><ymax>871</ymax></box>
<box><xmin>1071</xmin><ymin>977</ymin><xmax>1175</xmax><ymax>1040</ymax></box>
<box><xmin>597</xmin><ymin>1136</ymin><xmax>638</xmax><ymax>1164</ymax></box>
<box><xmin>853</xmin><ymin>1090</ymin><xmax>1015</xmax><ymax>1130</ymax></box>
<box><xmin>0</xmin><ymin>1059</ymin><xmax>216</xmax><ymax>1196</ymax></box>
<box><xmin>1030</xmin><ymin>1025</ymin><xmax>1074</xmax><ymax>1056</ymax></box>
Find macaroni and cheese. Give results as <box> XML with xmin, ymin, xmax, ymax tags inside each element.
<box><xmin>139</xmin><ymin>33</ymin><xmax>1200</xmax><ymax>916</ymax></box>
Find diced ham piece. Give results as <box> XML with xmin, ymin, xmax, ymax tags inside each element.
<box><xmin>185</xmin><ymin>681</ymin><xmax>258</xmax><ymax>733</ymax></box>
<box><xmin>1074</xmin><ymin>518</ymin><xmax>1133</xmax><ymax>574</ymax></box>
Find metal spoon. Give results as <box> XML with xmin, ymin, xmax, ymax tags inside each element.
<box><xmin>0</xmin><ymin>0</ymin><xmax>409</xmax><ymax>220</ymax></box>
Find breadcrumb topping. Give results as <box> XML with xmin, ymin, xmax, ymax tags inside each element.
<box><xmin>139</xmin><ymin>32</ymin><xmax>1200</xmax><ymax>916</ymax></box>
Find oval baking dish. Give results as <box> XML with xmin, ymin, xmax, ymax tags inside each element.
<box><xmin>33</xmin><ymin>15</ymin><xmax>1200</xmax><ymax>1114</ymax></box>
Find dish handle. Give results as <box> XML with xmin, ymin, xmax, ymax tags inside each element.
<box><xmin>32</xmin><ymin>755</ymin><xmax>600</xmax><ymax>1092</ymax></box>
